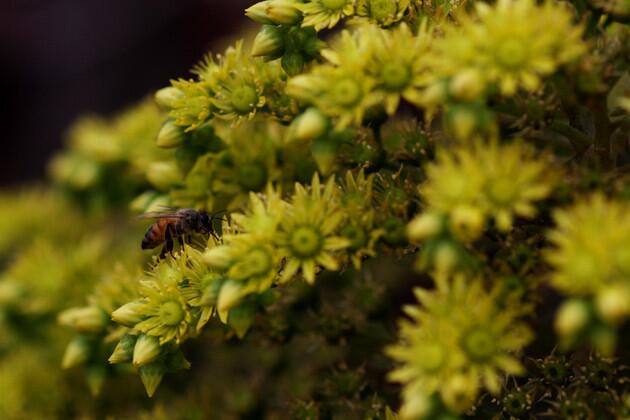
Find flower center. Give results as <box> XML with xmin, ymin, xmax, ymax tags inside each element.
<box><xmin>289</xmin><ymin>226</ymin><xmax>323</xmax><ymax>258</ymax></box>
<box><xmin>381</xmin><ymin>62</ymin><xmax>411</xmax><ymax>91</ymax></box>
<box><xmin>341</xmin><ymin>224</ymin><xmax>367</xmax><ymax>250</ymax></box>
<box><xmin>244</xmin><ymin>247</ymin><xmax>273</xmax><ymax>277</ymax></box>
<box><xmin>230</xmin><ymin>85</ymin><xmax>258</xmax><ymax>114</ymax></box>
<box><xmin>461</xmin><ymin>326</ymin><xmax>496</xmax><ymax>362</ymax></box>
<box><xmin>496</xmin><ymin>39</ymin><xmax>527</xmax><ymax>69</ymax></box>
<box><xmin>332</xmin><ymin>78</ymin><xmax>362</xmax><ymax>107</ymax></box>
<box><xmin>158</xmin><ymin>301</ymin><xmax>185</xmax><ymax>326</ymax></box>
<box><xmin>238</xmin><ymin>161</ymin><xmax>268</xmax><ymax>191</ymax></box>
<box><xmin>417</xmin><ymin>343</ymin><xmax>446</xmax><ymax>373</ymax></box>
<box><xmin>321</xmin><ymin>0</ymin><xmax>347</xmax><ymax>10</ymax></box>
<box><xmin>368</xmin><ymin>0</ymin><xmax>397</xmax><ymax>21</ymax></box>
<box><xmin>487</xmin><ymin>177</ymin><xmax>517</xmax><ymax>205</ymax></box>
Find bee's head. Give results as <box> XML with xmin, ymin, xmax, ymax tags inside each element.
<box><xmin>199</xmin><ymin>211</ymin><xmax>212</xmax><ymax>233</ymax></box>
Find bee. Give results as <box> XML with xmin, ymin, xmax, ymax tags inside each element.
<box><xmin>139</xmin><ymin>208</ymin><xmax>223</xmax><ymax>258</ymax></box>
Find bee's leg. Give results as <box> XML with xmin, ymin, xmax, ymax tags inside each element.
<box><xmin>178</xmin><ymin>235</ymin><xmax>186</xmax><ymax>251</ymax></box>
<box><xmin>210</xmin><ymin>230</ymin><xmax>221</xmax><ymax>243</ymax></box>
<box><xmin>162</xmin><ymin>225</ymin><xmax>175</xmax><ymax>258</ymax></box>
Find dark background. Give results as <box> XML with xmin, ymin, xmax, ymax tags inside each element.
<box><xmin>0</xmin><ymin>0</ymin><xmax>250</xmax><ymax>186</ymax></box>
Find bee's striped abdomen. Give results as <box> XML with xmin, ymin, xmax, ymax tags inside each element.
<box><xmin>141</xmin><ymin>219</ymin><xmax>170</xmax><ymax>249</ymax></box>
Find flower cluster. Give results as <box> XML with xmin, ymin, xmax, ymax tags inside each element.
<box><xmin>387</xmin><ymin>275</ymin><xmax>532</xmax><ymax>416</ymax></box>
<box><xmin>546</xmin><ymin>194</ymin><xmax>630</xmax><ymax>354</ymax></box>
<box><xmin>4</xmin><ymin>0</ymin><xmax>629</xmax><ymax>417</ymax></box>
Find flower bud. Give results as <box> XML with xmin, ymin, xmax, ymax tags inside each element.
<box><xmin>139</xmin><ymin>362</ymin><xmax>166</xmax><ymax>397</ymax></box>
<box><xmin>450</xmin><ymin>69</ymin><xmax>485</xmax><ymax>101</ymax></box>
<box><xmin>245</xmin><ymin>1</ymin><xmax>275</xmax><ymax>24</ymax></box>
<box><xmin>156</xmin><ymin>120</ymin><xmax>186</xmax><ymax>149</ymax></box>
<box><xmin>407</xmin><ymin>212</ymin><xmax>443</xmax><ymax>241</ymax></box>
<box><xmin>154</xmin><ymin>86</ymin><xmax>184</xmax><ymax>110</ymax></box>
<box><xmin>442</xmin><ymin>373</ymin><xmax>478</xmax><ymax>413</ymax></box>
<box><xmin>434</xmin><ymin>242</ymin><xmax>459</xmax><ymax>276</ymax></box>
<box><xmin>86</xmin><ymin>365</ymin><xmax>107</xmax><ymax>396</ymax></box>
<box><xmin>595</xmin><ymin>284</ymin><xmax>630</xmax><ymax>324</ymax></box>
<box><xmin>108</xmin><ymin>334</ymin><xmax>137</xmax><ymax>364</ymax></box>
<box><xmin>228</xmin><ymin>302</ymin><xmax>257</xmax><ymax>339</ymax></box>
<box><xmin>311</xmin><ymin>137</ymin><xmax>338</xmax><ymax>176</ymax></box>
<box><xmin>290</xmin><ymin>108</ymin><xmax>328</xmax><ymax>142</ymax></box>
<box><xmin>217</xmin><ymin>280</ymin><xmax>245</xmax><ymax>321</ymax></box>
<box><xmin>450</xmin><ymin>107</ymin><xmax>478</xmax><ymax>141</ymax></box>
<box><xmin>555</xmin><ymin>299</ymin><xmax>590</xmax><ymax>337</ymax></box>
<box><xmin>251</xmin><ymin>25</ymin><xmax>285</xmax><ymax>59</ymax></box>
<box><xmin>62</xmin><ymin>336</ymin><xmax>91</xmax><ymax>369</ymax></box>
<box><xmin>111</xmin><ymin>301</ymin><xmax>145</xmax><ymax>327</ymax></box>
<box><xmin>419</xmin><ymin>82</ymin><xmax>448</xmax><ymax>108</ymax></box>
<box><xmin>146</xmin><ymin>161</ymin><xmax>183</xmax><ymax>190</ymax></box>
<box><xmin>449</xmin><ymin>205</ymin><xmax>485</xmax><ymax>242</ymax></box>
<box><xmin>281</xmin><ymin>52</ymin><xmax>306</xmax><ymax>76</ymax></box>
<box><xmin>202</xmin><ymin>246</ymin><xmax>233</xmax><ymax>270</ymax></box>
<box><xmin>133</xmin><ymin>334</ymin><xmax>162</xmax><ymax>367</ymax></box>
<box><xmin>58</xmin><ymin>305</ymin><xmax>109</xmax><ymax>333</ymax></box>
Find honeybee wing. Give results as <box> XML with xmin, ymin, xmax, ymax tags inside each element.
<box><xmin>137</xmin><ymin>207</ymin><xmax>187</xmax><ymax>220</ymax></box>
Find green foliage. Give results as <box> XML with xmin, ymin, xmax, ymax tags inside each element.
<box><xmin>1</xmin><ymin>0</ymin><xmax>630</xmax><ymax>418</ymax></box>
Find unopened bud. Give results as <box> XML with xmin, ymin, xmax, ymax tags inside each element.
<box><xmin>156</xmin><ymin>120</ymin><xmax>186</xmax><ymax>148</ymax></box>
<box><xmin>86</xmin><ymin>365</ymin><xmax>107</xmax><ymax>396</ymax></box>
<box><xmin>555</xmin><ymin>299</ymin><xmax>590</xmax><ymax>337</ymax></box>
<box><xmin>434</xmin><ymin>242</ymin><xmax>459</xmax><ymax>276</ymax></box>
<box><xmin>407</xmin><ymin>212</ymin><xmax>443</xmax><ymax>241</ymax></box>
<box><xmin>58</xmin><ymin>305</ymin><xmax>109</xmax><ymax>333</ymax></box>
<box><xmin>111</xmin><ymin>301</ymin><xmax>145</xmax><ymax>327</ymax></box>
<box><xmin>139</xmin><ymin>362</ymin><xmax>166</xmax><ymax>397</ymax></box>
<box><xmin>290</xmin><ymin>108</ymin><xmax>328</xmax><ymax>142</ymax></box>
<box><xmin>281</xmin><ymin>52</ymin><xmax>305</xmax><ymax>76</ymax></box>
<box><xmin>62</xmin><ymin>336</ymin><xmax>91</xmax><ymax>369</ymax></box>
<box><xmin>146</xmin><ymin>161</ymin><xmax>183</xmax><ymax>190</ymax></box>
<box><xmin>251</xmin><ymin>25</ymin><xmax>285</xmax><ymax>59</ymax></box>
<box><xmin>450</xmin><ymin>69</ymin><xmax>485</xmax><ymax>101</ymax></box>
<box><xmin>228</xmin><ymin>302</ymin><xmax>257</xmax><ymax>339</ymax></box>
<box><xmin>449</xmin><ymin>205</ymin><xmax>485</xmax><ymax>242</ymax></box>
<box><xmin>311</xmin><ymin>137</ymin><xmax>338</xmax><ymax>176</ymax></box>
<box><xmin>245</xmin><ymin>1</ymin><xmax>275</xmax><ymax>24</ymax></box>
<box><xmin>108</xmin><ymin>334</ymin><xmax>137</xmax><ymax>364</ymax></box>
<box><xmin>450</xmin><ymin>107</ymin><xmax>478</xmax><ymax>140</ymax></box>
<box><xmin>217</xmin><ymin>280</ymin><xmax>245</xmax><ymax>320</ymax></box>
<box><xmin>595</xmin><ymin>284</ymin><xmax>630</xmax><ymax>324</ymax></box>
<box><xmin>133</xmin><ymin>334</ymin><xmax>162</xmax><ymax>367</ymax></box>
<box><xmin>202</xmin><ymin>246</ymin><xmax>233</xmax><ymax>270</ymax></box>
<box><xmin>154</xmin><ymin>86</ymin><xmax>184</xmax><ymax>110</ymax></box>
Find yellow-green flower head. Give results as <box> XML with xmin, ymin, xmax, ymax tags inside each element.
<box><xmin>299</xmin><ymin>0</ymin><xmax>355</xmax><ymax>31</ymax></box>
<box><xmin>130</xmin><ymin>256</ymin><xmax>195</xmax><ymax>345</ymax></box>
<box><xmin>420</xmin><ymin>140</ymin><xmax>554</xmax><ymax>239</ymax></box>
<box><xmin>287</xmin><ymin>67</ymin><xmax>381</xmax><ymax>129</ymax></box>
<box><xmin>433</xmin><ymin>0</ymin><xmax>587</xmax><ymax>96</ymax></box>
<box><xmin>363</xmin><ymin>22</ymin><xmax>433</xmax><ymax>115</ymax></box>
<box><xmin>546</xmin><ymin>194</ymin><xmax>630</xmax><ymax>296</ymax></box>
<box><xmin>387</xmin><ymin>275</ymin><xmax>532</xmax><ymax>414</ymax></box>
<box><xmin>276</xmin><ymin>174</ymin><xmax>350</xmax><ymax>284</ymax></box>
<box><xmin>211</xmin><ymin>41</ymin><xmax>267</xmax><ymax>123</ymax></box>
<box><xmin>229</xmin><ymin>184</ymin><xmax>287</xmax><ymax>238</ymax></box>
<box><xmin>168</xmin><ymin>78</ymin><xmax>214</xmax><ymax>132</ymax></box>
<box><xmin>355</xmin><ymin>0</ymin><xmax>410</xmax><ymax>26</ymax></box>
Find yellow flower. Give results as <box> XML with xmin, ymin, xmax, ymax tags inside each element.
<box><xmin>364</xmin><ymin>22</ymin><xmax>433</xmax><ymax>114</ymax></box>
<box><xmin>354</xmin><ymin>0</ymin><xmax>410</xmax><ymax>26</ymax></box>
<box><xmin>275</xmin><ymin>174</ymin><xmax>350</xmax><ymax>284</ymax></box>
<box><xmin>299</xmin><ymin>0</ymin><xmax>355</xmax><ymax>31</ymax></box>
<box><xmin>420</xmin><ymin>140</ymin><xmax>554</xmax><ymax>239</ymax></box>
<box><xmin>546</xmin><ymin>194</ymin><xmax>630</xmax><ymax>296</ymax></box>
<box><xmin>387</xmin><ymin>275</ymin><xmax>532</xmax><ymax>414</ymax></box>
<box><xmin>287</xmin><ymin>66</ymin><xmax>381</xmax><ymax>129</ymax></box>
<box><xmin>433</xmin><ymin>0</ymin><xmax>586</xmax><ymax>96</ymax></box>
